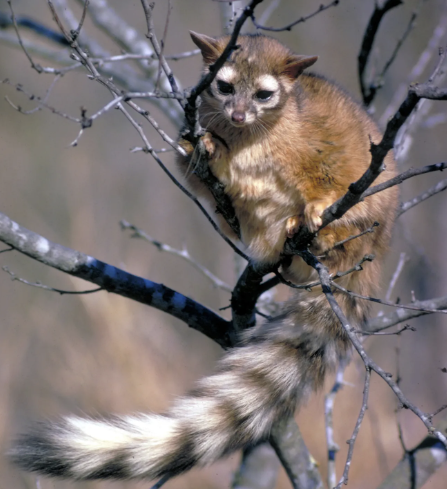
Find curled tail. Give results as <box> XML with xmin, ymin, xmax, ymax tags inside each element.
<box><xmin>10</xmin><ymin>296</ymin><xmax>351</xmax><ymax>481</ymax></box>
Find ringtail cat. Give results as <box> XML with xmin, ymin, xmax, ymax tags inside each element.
<box><xmin>11</xmin><ymin>33</ymin><xmax>398</xmax><ymax>481</ymax></box>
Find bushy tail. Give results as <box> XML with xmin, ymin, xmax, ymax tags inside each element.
<box><xmin>10</xmin><ymin>296</ymin><xmax>351</xmax><ymax>481</ymax></box>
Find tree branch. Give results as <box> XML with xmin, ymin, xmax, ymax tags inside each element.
<box><xmin>0</xmin><ymin>211</ymin><xmax>232</xmax><ymax>348</ymax></box>
<box><xmin>377</xmin><ymin>410</ymin><xmax>447</xmax><ymax>489</ymax></box>
<box><xmin>270</xmin><ymin>417</ymin><xmax>324</xmax><ymax>489</ymax></box>
<box><xmin>366</xmin><ymin>295</ymin><xmax>447</xmax><ymax>333</ymax></box>
<box><xmin>358</xmin><ymin>0</ymin><xmax>404</xmax><ymax>106</ymax></box>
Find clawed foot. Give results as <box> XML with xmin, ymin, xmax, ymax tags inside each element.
<box><xmin>286</xmin><ymin>215</ymin><xmax>302</xmax><ymax>238</ymax></box>
<box><xmin>304</xmin><ymin>198</ymin><xmax>334</xmax><ymax>233</ymax></box>
<box><xmin>201</xmin><ymin>132</ymin><xmax>226</xmax><ymax>161</ymax></box>
<box><xmin>287</xmin><ymin>200</ymin><xmax>331</xmax><ymax>237</ymax></box>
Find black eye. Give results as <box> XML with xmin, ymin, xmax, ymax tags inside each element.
<box><xmin>217</xmin><ymin>80</ymin><xmax>234</xmax><ymax>95</ymax></box>
<box><xmin>255</xmin><ymin>90</ymin><xmax>274</xmax><ymax>101</ymax></box>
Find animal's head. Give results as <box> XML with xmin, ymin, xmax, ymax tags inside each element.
<box><xmin>190</xmin><ymin>32</ymin><xmax>317</xmax><ymax>128</ymax></box>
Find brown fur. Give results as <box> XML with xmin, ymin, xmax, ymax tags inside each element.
<box><xmin>178</xmin><ymin>32</ymin><xmax>398</xmax><ymax>325</ymax></box>
<box><xmin>10</xmin><ymin>33</ymin><xmax>398</xmax><ymax>483</ymax></box>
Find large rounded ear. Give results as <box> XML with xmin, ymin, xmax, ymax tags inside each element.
<box><xmin>190</xmin><ymin>31</ymin><xmax>221</xmax><ymax>64</ymax></box>
<box><xmin>282</xmin><ymin>55</ymin><xmax>318</xmax><ymax>79</ymax></box>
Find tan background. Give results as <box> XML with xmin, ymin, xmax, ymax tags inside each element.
<box><xmin>0</xmin><ymin>0</ymin><xmax>446</xmax><ymax>488</ymax></box>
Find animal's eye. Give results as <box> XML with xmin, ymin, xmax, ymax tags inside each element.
<box><xmin>255</xmin><ymin>90</ymin><xmax>274</xmax><ymax>101</ymax></box>
<box><xmin>217</xmin><ymin>80</ymin><xmax>234</xmax><ymax>95</ymax></box>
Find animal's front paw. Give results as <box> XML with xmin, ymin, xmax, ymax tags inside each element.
<box><xmin>304</xmin><ymin>200</ymin><xmax>331</xmax><ymax>233</ymax></box>
<box><xmin>286</xmin><ymin>215</ymin><xmax>303</xmax><ymax>238</ymax></box>
<box><xmin>201</xmin><ymin>132</ymin><xmax>226</xmax><ymax>161</ymax></box>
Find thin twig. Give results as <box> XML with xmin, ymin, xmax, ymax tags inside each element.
<box><xmin>363</xmin><ymin>162</ymin><xmax>447</xmax><ymax>201</ymax></box>
<box><xmin>335</xmin><ymin>367</ymin><xmax>371</xmax><ymax>488</ymax></box>
<box><xmin>0</xmin><ymin>211</ymin><xmax>232</xmax><ymax>348</ymax></box>
<box><xmin>154</xmin><ymin>0</ymin><xmax>172</xmax><ymax>91</ymax></box>
<box><xmin>358</xmin><ymin>0</ymin><xmax>404</xmax><ymax>106</ymax></box>
<box><xmin>1</xmin><ymin>78</ymin><xmax>80</xmax><ymax>122</ymax></box>
<box><xmin>274</xmin><ymin>254</ymin><xmax>375</xmax><ymax>291</ymax></box>
<box><xmin>366</xmin><ymin>295</ymin><xmax>447</xmax><ymax>333</ymax></box>
<box><xmin>7</xmin><ymin>0</ymin><xmax>44</xmax><ymax>73</ymax></box>
<box><xmin>115</xmin><ymin>100</ymin><xmax>248</xmax><ymax>260</ymax></box>
<box><xmin>357</xmin><ymin>324</ymin><xmax>415</xmax><ymax>336</ymax></box>
<box><xmin>332</xmin><ymin>281</ymin><xmax>447</xmax><ymax>315</ymax></box>
<box><xmin>385</xmin><ymin>252</ymin><xmax>408</xmax><ymax>302</ymax></box>
<box><xmin>120</xmin><ymin>220</ymin><xmax>232</xmax><ymax>292</ymax></box>
<box><xmin>398</xmin><ymin>178</ymin><xmax>447</xmax><ymax>216</ymax></box>
<box><xmin>430</xmin><ymin>404</ymin><xmax>447</xmax><ymax>419</ymax></box>
<box><xmin>140</xmin><ymin>0</ymin><xmax>182</xmax><ymax>104</ymax></box>
<box><xmin>319</xmin><ymin>222</ymin><xmax>379</xmax><ymax>257</ymax></box>
<box><xmin>164</xmin><ymin>49</ymin><xmax>201</xmax><ymax>60</ymax></box>
<box><xmin>325</xmin><ymin>360</ymin><xmax>348</xmax><ymax>489</ymax></box>
<box><xmin>251</xmin><ymin>0</ymin><xmax>340</xmax><ymax>32</ymax></box>
<box><xmin>2</xmin><ymin>266</ymin><xmax>102</xmax><ymax>295</ymax></box>
<box><xmin>71</xmin><ymin>0</ymin><xmax>89</xmax><ymax>41</ymax></box>
<box><xmin>367</xmin><ymin>0</ymin><xmax>424</xmax><ymax>104</ymax></box>
<box><xmin>300</xmin><ymin>250</ymin><xmax>447</xmax><ymax>452</ymax></box>
<box><xmin>379</xmin><ymin>2</ymin><xmax>447</xmax><ymax>127</ymax></box>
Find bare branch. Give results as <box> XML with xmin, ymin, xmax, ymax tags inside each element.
<box><xmin>377</xmin><ymin>410</ymin><xmax>447</xmax><ymax>489</ymax></box>
<box><xmin>365</xmin><ymin>0</ymin><xmax>424</xmax><ymax>105</ymax></box>
<box><xmin>1</xmin><ymin>78</ymin><xmax>81</xmax><ymax>121</ymax></box>
<box><xmin>366</xmin><ymin>295</ymin><xmax>447</xmax><ymax>333</ymax></box>
<box><xmin>299</xmin><ymin>250</ymin><xmax>447</xmax><ymax>452</ymax></box>
<box><xmin>6</xmin><ymin>0</ymin><xmax>44</xmax><ymax>73</ymax></box>
<box><xmin>411</xmin><ymin>83</ymin><xmax>447</xmax><ymax>100</ymax></box>
<box><xmin>358</xmin><ymin>0</ymin><xmax>403</xmax><ymax>106</ymax></box>
<box><xmin>71</xmin><ymin>0</ymin><xmax>89</xmax><ymax>41</ymax></box>
<box><xmin>0</xmin><ymin>211</ymin><xmax>232</xmax><ymax>348</ymax></box>
<box><xmin>358</xmin><ymin>324</ymin><xmax>416</xmax><ymax>336</ymax></box>
<box><xmin>0</xmin><ymin>9</ymin><xmax>69</xmax><ymax>46</ymax></box>
<box><xmin>335</xmin><ymin>367</ymin><xmax>371</xmax><ymax>488</ymax></box>
<box><xmin>319</xmin><ymin>222</ymin><xmax>380</xmax><ymax>258</ymax></box>
<box><xmin>332</xmin><ymin>281</ymin><xmax>447</xmax><ymax>315</ymax></box>
<box><xmin>363</xmin><ymin>162</ymin><xmax>447</xmax><ymax>201</ymax></box>
<box><xmin>385</xmin><ymin>252</ymin><xmax>408</xmax><ymax>302</ymax></box>
<box><xmin>231</xmin><ymin>443</ymin><xmax>280</xmax><ymax>489</ymax></box>
<box><xmin>251</xmin><ymin>0</ymin><xmax>340</xmax><ymax>32</ymax></box>
<box><xmin>120</xmin><ymin>220</ymin><xmax>232</xmax><ymax>292</ymax></box>
<box><xmin>379</xmin><ymin>3</ymin><xmax>447</xmax><ymax>127</ymax></box>
<box><xmin>270</xmin><ymin>417</ymin><xmax>324</xmax><ymax>489</ymax></box>
<box><xmin>115</xmin><ymin>101</ymin><xmax>247</xmax><ymax>259</ymax></box>
<box><xmin>398</xmin><ymin>178</ymin><xmax>447</xmax><ymax>216</ymax></box>
<box><xmin>2</xmin><ymin>266</ymin><xmax>102</xmax><ymax>295</ymax></box>
<box><xmin>325</xmin><ymin>361</ymin><xmax>348</xmax><ymax>489</ymax></box>
<box><xmin>140</xmin><ymin>0</ymin><xmax>181</xmax><ymax>101</ymax></box>
<box><xmin>50</xmin><ymin>0</ymin><xmax>183</xmax><ymax>124</ymax></box>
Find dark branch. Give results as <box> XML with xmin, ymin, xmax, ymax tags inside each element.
<box><xmin>0</xmin><ymin>211</ymin><xmax>232</xmax><ymax>348</ymax></box>
<box><xmin>0</xmin><ymin>10</ymin><xmax>69</xmax><ymax>46</ymax></box>
<box><xmin>358</xmin><ymin>0</ymin><xmax>404</xmax><ymax>106</ymax></box>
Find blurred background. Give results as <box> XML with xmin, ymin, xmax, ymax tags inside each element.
<box><xmin>0</xmin><ymin>0</ymin><xmax>446</xmax><ymax>488</ymax></box>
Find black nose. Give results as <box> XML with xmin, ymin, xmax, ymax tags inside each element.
<box><xmin>231</xmin><ymin>111</ymin><xmax>246</xmax><ymax>123</ymax></box>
